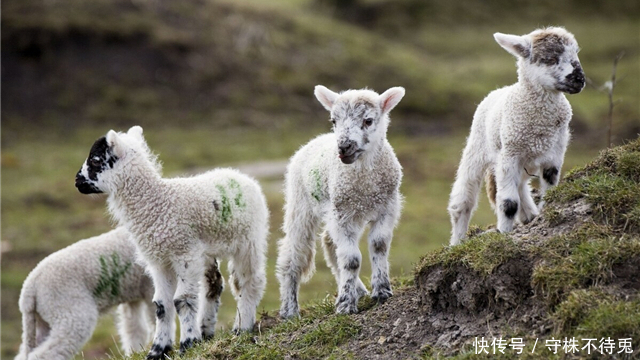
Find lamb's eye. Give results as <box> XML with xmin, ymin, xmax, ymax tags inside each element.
<box><xmin>330</xmin><ymin>118</ymin><xmax>336</xmax><ymax>126</ymax></box>
<box><xmin>364</xmin><ymin>118</ymin><xmax>373</xmax><ymax>127</ymax></box>
<box><xmin>89</xmin><ymin>159</ymin><xmax>102</xmax><ymax>167</ymax></box>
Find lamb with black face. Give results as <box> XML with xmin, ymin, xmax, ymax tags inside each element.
<box><xmin>75</xmin><ymin>136</ymin><xmax>118</xmax><ymax>194</ymax></box>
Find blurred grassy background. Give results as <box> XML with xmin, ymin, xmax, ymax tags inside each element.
<box><xmin>1</xmin><ymin>0</ymin><xmax>638</xmax><ymax>358</ymax></box>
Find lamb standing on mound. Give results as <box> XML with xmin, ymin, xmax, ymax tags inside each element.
<box><xmin>448</xmin><ymin>26</ymin><xmax>585</xmax><ymax>245</ymax></box>
<box><xmin>75</xmin><ymin>126</ymin><xmax>269</xmax><ymax>360</ymax></box>
<box><xmin>15</xmin><ymin>227</ymin><xmax>154</xmax><ymax>360</ymax></box>
<box><xmin>277</xmin><ymin>86</ymin><xmax>404</xmax><ymax>318</ymax></box>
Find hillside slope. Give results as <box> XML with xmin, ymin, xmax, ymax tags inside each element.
<box><xmin>3</xmin><ymin>0</ymin><xmax>638</xmax><ymax>135</ymax></box>
<box><xmin>118</xmin><ymin>140</ymin><xmax>640</xmax><ymax>360</ymax></box>
<box><xmin>1</xmin><ymin>0</ymin><xmax>464</xmax><ymax>131</ymax></box>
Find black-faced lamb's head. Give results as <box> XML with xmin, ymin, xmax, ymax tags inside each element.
<box><xmin>75</xmin><ymin>126</ymin><xmax>145</xmax><ymax>194</ymax></box>
<box><xmin>494</xmin><ymin>27</ymin><xmax>585</xmax><ymax>94</ymax></box>
<box><xmin>314</xmin><ymin>85</ymin><xmax>405</xmax><ymax>165</ymax></box>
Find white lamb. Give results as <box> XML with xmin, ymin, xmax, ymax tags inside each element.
<box><xmin>448</xmin><ymin>26</ymin><xmax>585</xmax><ymax>245</ymax></box>
<box><xmin>277</xmin><ymin>85</ymin><xmax>404</xmax><ymax>318</ymax></box>
<box><xmin>74</xmin><ymin>126</ymin><xmax>269</xmax><ymax>359</ymax></box>
<box><xmin>15</xmin><ymin>227</ymin><xmax>154</xmax><ymax>360</ymax></box>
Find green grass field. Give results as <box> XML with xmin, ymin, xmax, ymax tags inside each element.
<box><xmin>2</xmin><ymin>0</ymin><xmax>637</xmax><ymax>358</ymax></box>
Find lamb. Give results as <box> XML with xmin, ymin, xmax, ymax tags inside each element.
<box><xmin>15</xmin><ymin>227</ymin><xmax>154</xmax><ymax>360</ymax></box>
<box><xmin>277</xmin><ymin>85</ymin><xmax>404</xmax><ymax>318</ymax></box>
<box><xmin>74</xmin><ymin>126</ymin><xmax>269</xmax><ymax>359</ymax></box>
<box><xmin>448</xmin><ymin>26</ymin><xmax>585</xmax><ymax>245</ymax></box>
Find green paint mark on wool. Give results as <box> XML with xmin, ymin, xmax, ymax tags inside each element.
<box><xmin>215</xmin><ymin>179</ymin><xmax>247</xmax><ymax>224</ymax></box>
<box><xmin>310</xmin><ymin>169</ymin><xmax>323</xmax><ymax>202</ymax></box>
<box><xmin>216</xmin><ymin>184</ymin><xmax>233</xmax><ymax>223</ymax></box>
<box><xmin>228</xmin><ymin>179</ymin><xmax>246</xmax><ymax>208</ymax></box>
<box><xmin>93</xmin><ymin>253</ymin><xmax>132</xmax><ymax>300</ymax></box>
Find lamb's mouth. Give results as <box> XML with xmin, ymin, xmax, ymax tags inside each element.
<box><xmin>339</xmin><ymin>150</ymin><xmax>364</xmax><ymax>164</ymax></box>
<box><xmin>75</xmin><ymin>175</ymin><xmax>103</xmax><ymax>194</ymax></box>
<box><xmin>76</xmin><ymin>182</ymin><xmax>103</xmax><ymax>194</ymax></box>
<box><xmin>556</xmin><ymin>82</ymin><xmax>584</xmax><ymax>94</ymax></box>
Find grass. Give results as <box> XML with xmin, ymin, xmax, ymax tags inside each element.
<box><xmin>532</xmin><ymin>223</ymin><xmax>640</xmax><ymax>305</ymax></box>
<box><xmin>2</xmin><ymin>0</ymin><xmax>636</xmax><ymax>358</ymax></box>
<box><xmin>546</xmin><ymin>139</ymin><xmax>640</xmax><ymax>232</ymax></box>
<box><xmin>3</xmin><ymin>0</ymin><xmax>638</xmax><ymax>134</ymax></box>
<box><xmin>416</xmin><ymin>231</ymin><xmax>521</xmax><ymax>276</ymax></box>
<box><xmin>121</xmin><ymin>296</ymin><xmax>360</xmax><ymax>360</ymax></box>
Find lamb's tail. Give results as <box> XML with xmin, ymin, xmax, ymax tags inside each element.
<box><xmin>15</xmin><ymin>286</ymin><xmax>37</xmax><ymax>360</ymax></box>
<box><xmin>485</xmin><ymin>168</ymin><xmax>497</xmax><ymax>210</ymax></box>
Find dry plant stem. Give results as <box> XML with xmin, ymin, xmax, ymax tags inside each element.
<box><xmin>606</xmin><ymin>52</ymin><xmax>624</xmax><ymax>148</ymax></box>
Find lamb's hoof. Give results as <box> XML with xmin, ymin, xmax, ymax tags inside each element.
<box><xmin>356</xmin><ymin>280</ymin><xmax>369</xmax><ymax>298</ymax></box>
<box><xmin>521</xmin><ymin>217</ymin><xmax>534</xmax><ymax>225</ymax></box>
<box><xmin>179</xmin><ymin>338</ymin><xmax>200</xmax><ymax>354</ymax></box>
<box><xmin>335</xmin><ymin>295</ymin><xmax>358</xmax><ymax>314</ymax></box>
<box><xmin>231</xmin><ymin>326</ymin><xmax>253</xmax><ymax>335</ymax></box>
<box><xmin>146</xmin><ymin>344</ymin><xmax>172</xmax><ymax>360</ymax></box>
<box><xmin>279</xmin><ymin>306</ymin><xmax>299</xmax><ymax>320</ymax></box>
<box><xmin>371</xmin><ymin>284</ymin><xmax>393</xmax><ymax>304</ymax></box>
<box><xmin>201</xmin><ymin>331</ymin><xmax>215</xmax><ymax>341</ymax></box>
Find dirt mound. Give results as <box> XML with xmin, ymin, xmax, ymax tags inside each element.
<box><xmin>340</xmin><ymin>139</ymin><xmax>640</xmax><ymax>359</ymax></box>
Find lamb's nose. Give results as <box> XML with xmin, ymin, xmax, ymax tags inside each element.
<box><xmin>338</xmin><ymin>141</ymin><xmax>356</xmax><ymax>156</ymax></box>
<box><xmin>75</xmin><ymin>172</ymin><xmax>85</xmax><ymax>186</ymax></box>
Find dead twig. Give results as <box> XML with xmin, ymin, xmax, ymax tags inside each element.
<box><xmin>605</xmin><ymin>52</ymin><xmax>624</xmax><ymax>148</ymax></box>
<box><xmin>584</xmin><ymin>51</ymin><xmax>624</xmax><ymax>148</ymax></box>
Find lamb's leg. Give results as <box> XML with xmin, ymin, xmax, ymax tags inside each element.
<box><xmin>198</xmin><ymin>259</ymin><xmax>224</xmax><ymax>340</ymax></box>
<box><xmin>517</xmin><ymin>176</ymin><xmax>539</xmax><ymax>224</ymax></box>
<box><xmin>448</xmin><ymin>138</ymin><xmax>487</xmax><ymax>245</ymax></box>
<box><xmin>538</xmin><ymin>163</ymin><xmax>561</xmax><ymax>210</ymax></box>
<box><xmin>496</xmin><ymin>155</ymin><xmax>522</xmax><ymax>233</ymax></box>
<box><xmin>229</xmin><ymin>242</ymin><xmax>266</xmax><ymax>331</ymax></box>
<box><xmin>173</xmin><ymin>257</ymin><xmax>207</xmax><ymax>353</ymax></box>
<box><xmin>538</xmin><ymin>133</ymin><xmax>568</xmax><ymax>210</ymax></box>
<box><xmin>147</xmin><ymin>264</ymin><xmax>177</xmax><ymax>360</ymax></box>
<box><xmin>27</xmin><ymin>304</ymin><xmax>98</xmax><ymax>360</ymax></box>
<box><xmin>328</xmin><ymin>221</ymin><xmax>365</xmax><ymax>314</ymax></box>
<box><xmin>276</xmin><ymin>203</ymin><xmax>319</xmax><ymax>319</ymax></box>
<box><xmin>117</xmin><ymin>300</ymin><xmax>153</xmax><ymax>355</ymax></box>
<box><xmin>368</xmin><ymin>194</ymin><xmax>401</xmax><ymax>303</ymax></box>
<box><xmin>321</xmin><ymin>230</ymin><xmax>368</xmax><ymax>298</ymax></box>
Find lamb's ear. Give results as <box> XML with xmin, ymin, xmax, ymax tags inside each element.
<box><xmin>494</xmin><ymin>33</ymin><xmax>531</xmax><ymax>58</ymax></box>
<box><xmin>379</xmin><ymin>87</ymin><xmax>405</xmax><ymax>114</ymax></box>
<box><xmin>127</xmin><ymin>126</ymin><xmax>144</xmax><ymax>141</ymax></box>
<box><xmin>314</xmin><ymin>85</ymin><xmax>339</xmax><ymax>112</ymax></box>
<box><xmin>106</xmin><ymin>130</ymin><xmax>127</xmax><ymax>158</ymax></box>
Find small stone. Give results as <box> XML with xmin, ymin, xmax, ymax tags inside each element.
<box><xmin>378</xmin><ymin>336</ymin><xmax>386</xmax><ymax>344</ymax></box>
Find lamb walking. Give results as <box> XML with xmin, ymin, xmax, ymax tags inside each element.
<box><xmin>75</xmin><ymin>126</ymin><xmax>269</xmax><ymax>359</ymax></box>
<box><xmin>277</xmin><ymin>86</ymin><xmax>404</xmax><ymax>318</ymax></box>
<box><xmin>448</xmin><ymin>26</ymin><xmax>585</xmax><ymax>245</ymax></box>
<box><xmin>15</xmin><ymin>227</ymin><xmax>154</xmax><ymax>360</ymax></box>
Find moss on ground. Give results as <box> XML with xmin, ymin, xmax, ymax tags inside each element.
<box><xmin>123</xmin><ymin>297</ymin><xmax>361</xmax><ymax>360</ymax></box>
<box><xmin>416</xmin><ymin>230</ymin><xmax>521</xmax><ymax>277</ymax></box>
<box><xmin>546</xmin><ymin>139</ymin><xmax>640</xmax><ymax>232</ymax></box>
<box><xmin>532</xmin><ymin>223</ymin><xmax>640</xmax><ymax>305</ymax></box>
